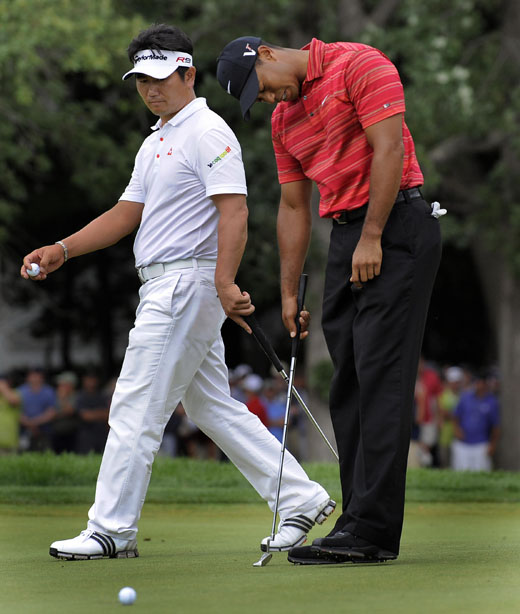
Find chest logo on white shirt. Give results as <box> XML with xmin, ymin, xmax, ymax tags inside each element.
<box><xmin>207</xmin><ymin>145</ymin><xmax>232</xmax><ymax>168</ymax></box>
<box><xmin>167</xmin><ymin>148</ymin><xmax>173</xmax><ymax>156</ymax></box>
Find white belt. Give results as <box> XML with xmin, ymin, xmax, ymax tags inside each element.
<box><xmin>137</xmin><ymin>258</ymin><xmax>216</xmax><ymax>284</ymax></box>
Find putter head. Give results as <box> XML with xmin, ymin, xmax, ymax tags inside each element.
<box><xmin>253</xmin><ymin>537</ymin><xmax>273</xmax><ymax>567</ymax></box>
<box><xmin>253</xmin><ymin>552</ymin><xmax>273</xmax><ymax>567</ymax></box>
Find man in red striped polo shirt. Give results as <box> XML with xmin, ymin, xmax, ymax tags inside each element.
<box><xmin>217</xmin><ymin>37</ymin><xmax>442</xmax><ymax>565</ymax></box>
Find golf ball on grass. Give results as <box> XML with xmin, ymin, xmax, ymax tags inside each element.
<box><xmin>26</xmin><ymin>263</ymin><xmax>40</xmax><ymax>277</ymax></box>
<box><xmin>118</xmin><ymin>587</ymin><xmax>137</xmax><ymax>605</ymax></box>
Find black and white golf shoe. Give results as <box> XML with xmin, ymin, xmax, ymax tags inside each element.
<box><xmin>49</xmin><ymin>530</ymin><xmax>139</xmax><ymax>560</ymax></box>
<box><xmin>311</xmin><ymin>531</ymin><xmax>397</xmax><ymax>563</ymax></box>
<box><xmin>261</xmin><ymin>498</ymin><xmax>336</xmax><ymax>552</ymax></box>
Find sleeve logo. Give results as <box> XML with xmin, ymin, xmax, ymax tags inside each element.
<box><xmin>207</xmin><ymin>146</ymin><xmax>232</xmax><ymax>168</ymax></box>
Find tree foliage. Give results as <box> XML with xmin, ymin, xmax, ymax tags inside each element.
<box><xmin>0</xmin><ymin>0</ymin><xmax>517</xmax><ymax>372</ymax></box>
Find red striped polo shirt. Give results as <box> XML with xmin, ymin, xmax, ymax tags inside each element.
<box><xmin>271</xmin><ymin>39</ymin><xmax>424</xmax><ymax>218</ymax></box>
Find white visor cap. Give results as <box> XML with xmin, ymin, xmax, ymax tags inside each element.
<box><xmin>122</xmin><ymin>49</ymin><xmax>193</xmax><ymax>80</ymax></box>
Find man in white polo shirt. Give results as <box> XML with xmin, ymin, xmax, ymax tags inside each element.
<box><xmin>21</xmin><ymin>24</ymin><xmax>334</xmax><ymax>561</ymax></box>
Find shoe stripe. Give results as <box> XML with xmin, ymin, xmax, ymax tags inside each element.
<box><xmin>89</xmin><ymin>533</ymin><xmax>109</xmax><ymax>555</ymax></box>
<box><xmin>92</xmin><ymin>532</ymin><xmax>111</xmax><ymax>555</ymax></box>
<box><xmin>92</xmin><ymin>532</ymin><xmax>116</xmax><ymax>556</ymax></box>
<box><xmin>283</xmin><ymin>521</ymin><xmax>313</xmax><ymax>532</ymax></box>
<box><xmin>105</xmin><ymin>535</ymin><xmax>116</xmax><ymax>556</ymax></box>
<box><xmin>282</xmin><ymin>516</ymin><xmax>314</xmax><ymax>532</ymax></box>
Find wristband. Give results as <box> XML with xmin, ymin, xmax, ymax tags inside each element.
<box><xmin>55</xmin><ymin>240</ymin><xmax>69</xmax><ymax>262</ymax></box>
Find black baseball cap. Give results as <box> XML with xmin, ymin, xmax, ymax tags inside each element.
<box><xmin>216</xmin><ymin>37</ymin><xmax>262</xmax><ymax>121</ymax></box>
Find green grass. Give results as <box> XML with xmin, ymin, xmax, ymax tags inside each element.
<box><xmin>1</xmin><ymin>501</ymin><xmax>520</xmax><ymax>614</ymax></box>
<box><xmin>1</xmin><ymin>454</ymin><xmax>520</xmax><ymax>613</ymax></box>
<box><xmin>1</xmin><ymin>452</ymin><xmax>520</xmax><ymax>505</ymax></box>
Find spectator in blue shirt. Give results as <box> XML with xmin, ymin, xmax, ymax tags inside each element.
<box><xmin>452</xmin><ymin>370</ymin><xmax>500</xmax><ymax>471</ymax></box>
<box><xmin>18</xmin><ymin>368</ymin><xmax>57</xmax><ymax>451</ymax></box>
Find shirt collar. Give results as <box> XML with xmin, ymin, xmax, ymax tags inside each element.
<box><xmin>302</xmin><ymin>38</ymin><xmax>326</xmax><ymax>84</ymax></box>
<box><xmin>151</xmin><ymin>97</ymin><xmax>208</xmax><ymax>131</ymax></box>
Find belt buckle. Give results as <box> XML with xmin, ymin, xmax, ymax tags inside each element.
<box><xmin>137</xmin><ymin>268</ymin><xmax>147</xmax><ymax>284</ymax></box>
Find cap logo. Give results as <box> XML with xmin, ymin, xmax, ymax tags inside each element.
<box><xmin>243</xmin><ymin>43</ymin><xmax>257</xmax><ymax>57</ymax></box>
<box><xmin>227</xmin><ymin>80</ymin><xmax>232</xmax><ymax>94</ymax></box>
<box><xmin>135</xmin><ymin>52</ymin><xmax>168</xmax><ymax>63</ymax></box>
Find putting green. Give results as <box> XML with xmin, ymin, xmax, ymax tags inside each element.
<box><xmin>2</xmin><ymin>501</ymin><xmax>519</xmax><ymax>613</ymax></box>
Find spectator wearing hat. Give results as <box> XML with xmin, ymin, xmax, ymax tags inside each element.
<box><xmin>452</xmin><ymin>370</ymin><xmax>500</xmax><ymax>471</ymax></box>
<box><xmin>229</xmin><ymin>363</ymin><xmax>252</xmax><ymax>404</ymax></box>
<box><xmin>52</xmin><ymin>371</ymin><xmax>79</xmax><ymax>454</ymax></box>
<box><xmin>438</xmin><ymin>366</ymin><xmax>465</xmax><ymax>468</ymax></box>
<box><xmin>242</xmin><ymin>374</ymin><xmax>269</xmax><ymax>427</ymax></box>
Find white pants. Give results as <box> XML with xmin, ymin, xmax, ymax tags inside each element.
<box><xmin>87</xmin><ymin>265</ymin><xmax>328</xmax><ymax>540</ymax></box>
<box><xmin>451</xmin><ymin>440</ymin><xmax>492</xmax><ymax>471</ymax></box>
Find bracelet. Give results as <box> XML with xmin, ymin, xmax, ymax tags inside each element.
<box><xmin>55</xmin><ymin>240</ymin><xmax>69</xmax><ymax>262</ymax></box>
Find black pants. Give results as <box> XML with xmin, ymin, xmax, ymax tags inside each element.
<box><xmin>321</xmin><ymin>194</ymin><xmax>442</xmax><ymax>554</ymax></box>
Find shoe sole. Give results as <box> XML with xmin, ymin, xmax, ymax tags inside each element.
<box><xmin>288</xmin><ymin>554</ymin><xmax>343</xmax><ymax>565</ymax></box>
<box><xmin>49</xmin><ymin>547</ymin><xmax>139</xmax><ymax>561</ymax></box>
<box><xmin>312</xmin><ymin>545</ymin><xmax>397</xmax><ymax>563</ymax></box>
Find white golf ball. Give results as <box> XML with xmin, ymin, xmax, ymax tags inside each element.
<box><xmin>27</xmin><ymin>263</ymin><xmax>40</xmax><ymax>277</ymax></box>
<box><xmin>118</xmin><ymin>587</ymin><xmax>137</xmax><ymax>605</ymax></box>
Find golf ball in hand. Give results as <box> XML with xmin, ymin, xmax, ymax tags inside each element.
<box><xmin>27</xmin><ymin>263</ymin><xmax>40</xmax><ymax>277</ymax></box>
<box><xmin>118</xmin><ymin>587</ymin><xmax>137</xmax><ymax>605</ymax></box>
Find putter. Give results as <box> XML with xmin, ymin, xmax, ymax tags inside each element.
<box><xmin>243</xmin><ymin>312</ymin><xmax>338</xmax><ymax>461</ymax></box>
<box><xmin>253</xmin><ymin>273</ymin><xmax>308</xmax><ymax>567</ymax></box>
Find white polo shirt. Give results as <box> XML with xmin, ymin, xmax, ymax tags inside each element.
<box><xmin>120</xmin><ymin>97</ymin><xmax>247</xmax><ymax>268</ymax></box>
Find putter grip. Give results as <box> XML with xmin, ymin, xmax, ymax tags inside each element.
<box><xmin>291</xmin><ymin>273</ymin><xmax>308</xmax><ymax>356</ymax></box>
<box><xmin>244</xmin><ymin>314</ymin><xmax>285</xmax><ymax>373</ymax></box>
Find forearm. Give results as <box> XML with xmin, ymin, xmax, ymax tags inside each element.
<box><xmin>488</xmin><ymin>427</ymin><xmax>500</xmax><ymax>454</ymax></box>
<box><xmin>0</xmin><ymin>388</ymin><xmax>20</xmax><ymax>406</ymax></box>
<box><xmin>211</xmin><ymin>194</ymin><xmax>253</xmax><ymax>330</ymax></box>
<box><xmin>80</xmin><ymin>409</ymin><xmax>109</xmax><ymax>422</ymax></box>
<box><xmin>277</xmin><ymin>199</ymin><xmax>311</xmax><ymax>300</ymax></box>
<box><xmin>30</xmin><ymin>408</ymin><xmax>57</xmax><ymax>426</ymax></box>
<box><xmin>215</xmin><ymin>203</ymin><xmax>248</xmax><ymax>290</ymax></box>
<box><xmin>61</xmin><ymin>200</ymin><xmax>143</xmax><ymax>259</ymax></box>
<box><xmin>362</xmin><ymin>144</ymin><xmax>404</xmax><ymax>239</ymax></box>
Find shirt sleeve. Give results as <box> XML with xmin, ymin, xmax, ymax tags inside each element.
<box><xmin>346</xmin><ymin>47</ymin><xmax>406</xmax><ymax>129</ymax></box>
<box><xmin>195</xmin><ymin>125</ymin><xmax>247</xmax><ymax>197</ymax></box>
<box><xmin>272</xmin><ymin>128</ymin><xmax>307</xmax><ymax>185</ymax></box>
<box><xmin>119</xmin><ymin>149</ymin><xmax>145</xmax><ymax>203</ymax></box>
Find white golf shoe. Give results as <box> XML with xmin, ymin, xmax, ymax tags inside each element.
<box><xmin>261</xmin><ymin>498</ymin><xmax>336</xmax><ymax>552</ymax></box>
<box><xmin>49</xmin><ymin>530</ymin><xmax>139</xmax><ymax>560</ymax></box>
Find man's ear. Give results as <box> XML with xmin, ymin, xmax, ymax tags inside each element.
<box><xmin>185</xmin><ymin>66</ymin><xmax>197</xmax><ymax>84</ymax></box>
<box><xmin>257</xmin><ymin>45</ymin><xmax>277</xmax><ymax>61</ymax></box>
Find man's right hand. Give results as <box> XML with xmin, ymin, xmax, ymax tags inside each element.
<box><xmin>217</xmin><ymin>282</ymin><xmax>255</xmax><ymax>333</ymax></box>
<box><xmin>281</xmin><ymin>295</ymin><xmax>310</xmax><ymax>340</ymax></box>
<box><xmin>21</xmin><ymin>244</ymin><xmax>66</xmax><ymax>280</ymax></box>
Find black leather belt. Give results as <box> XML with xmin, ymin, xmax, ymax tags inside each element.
<box><xmin>333</xmin><ymin>187</ymin><xmax>423</xmax><ymax>225</ymax></box>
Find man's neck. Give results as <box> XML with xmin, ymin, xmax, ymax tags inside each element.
<box><xmin>160</xmin><ymin>94</ymin><xmax>197</xmax><ymax>126</ymax></box>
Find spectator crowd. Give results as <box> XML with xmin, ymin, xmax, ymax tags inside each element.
<box><xmin>0</xmin><ymin>357</ymin><xmax>500</xmax><ymax>471</ymax></box>
<box><xmin>0</xmin><ymin>368</ymin><xmax>112</xmax><ymax>455</ymax></box>
<box><xmin>410</xmin><ymin>357</ymin><xmax>500</xmax><ymax>471</ymax></box>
